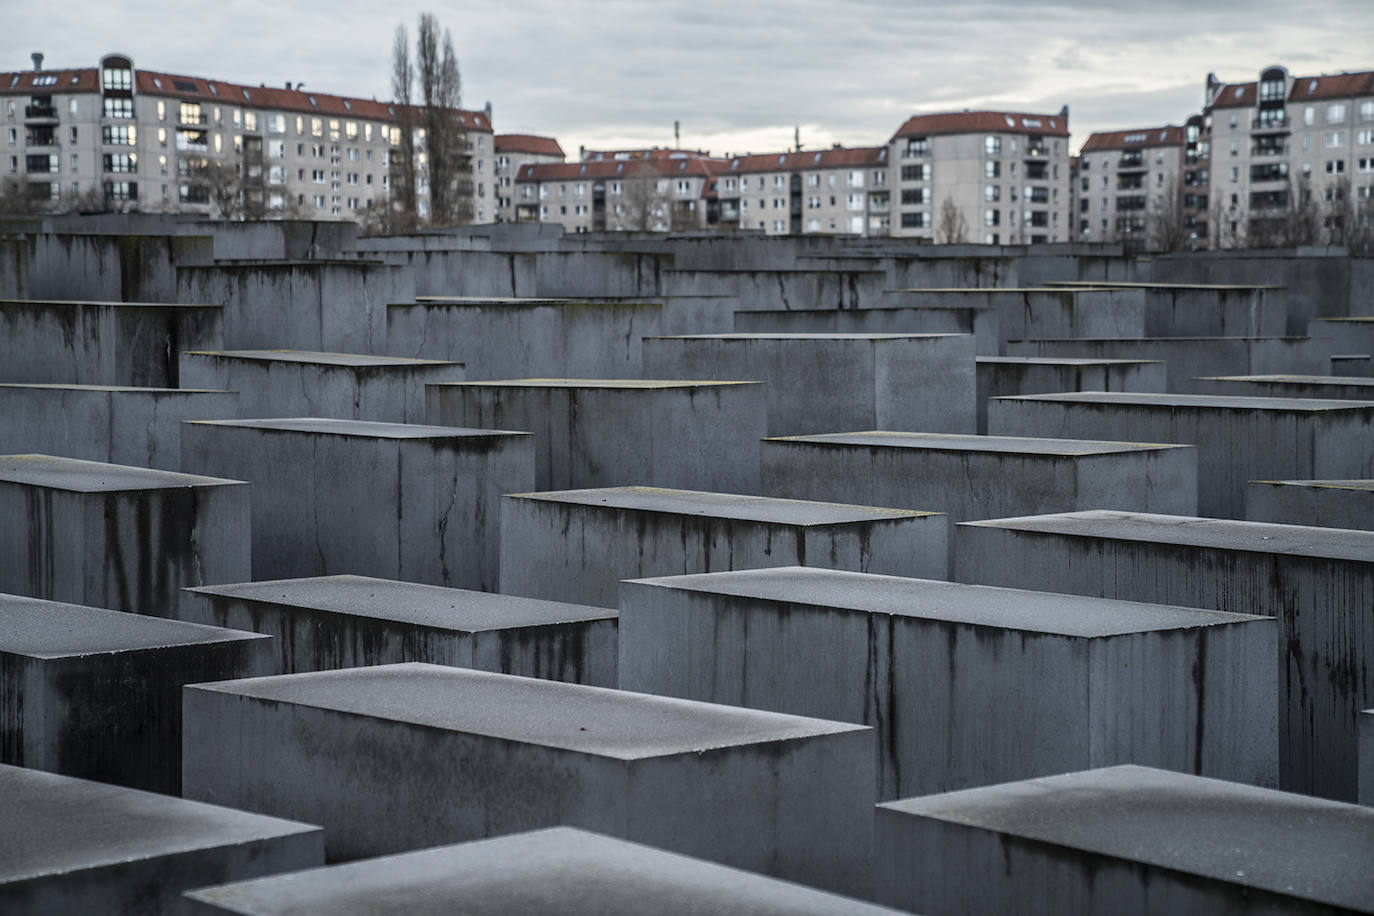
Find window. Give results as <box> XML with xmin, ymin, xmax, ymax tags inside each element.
<box><xmin>268</xmin><ymin>165</ymin><xmax>286</xmax><ymax>184</ymax></box>
<box><xmin>25</xmin><ymin>153</ymin><xmax>58</xmax><ymax>173</ymax></box>
<box><xmin>847</xmin><ymin>193</ymin><xmax>864</xmax><ymax>211</ymax></box>
<box><xmin>345</xmin><ymin>121</ymin><xmax>358</xmax><ymax>140</ymax></box>
<box><xmin>102</xmin><ymin>153</ymin><xmax>136</xmax><ymax>173</ymax></box>
<box><xmin>1304</xmin><ymin>107</ymin><xmax>1315</xmax><ymax>125</ymax></box>
<box><xmin>985</xmin><ymin>185</ymin><xmax>1000</xmax><ymax>201</ymax></box>
<box><xmin>102</xmin><ymin>125</ymin><xmax>137</xmax><ymax>145</ymax></box>
<box><xmin>904</xmin><ymin>137</ymin><xmax>928</xmax><ymax>157</ymax></box>
<box><xmin>847</xmin><ymin>171</ymin><xmax>864</xmax><ymax>188</ymax></box>
<box><xmin>1328</xmin><ymin>103</ymin><xmax>1347</xmax><ymax>123</ymax></box>
<box><xmin>984</xmin><ymin>161</ymin><xmax>1000</xmax><ymax>178</ymax></box>
<box><xmin>101</xmin><ymin>66</ymin><xmax>132</xmax><ymax>91</ymax></box>
<box><xmin>984</xmin><ymin>209</ymin><xmax>1000</xmax><ymax>226</ymax></box>
<box><xmin>807</xmin><ymin>173</ymin><xmax>820</xmax><ymax>187</ymax></box>
<box><xmin>103</xmin><ymin>97</ymin><xmax>133</xmax><ymax>119</ymax></box>
<box><xmin>268</xmin><ymin>114</ymin><xmax>285</xmax><ymax>134</ymax></box>
<box><xmin>900</xmin><ymin>164</ymin><xmax>930</xmax><ymax>181</ymax></box>
<box><xmin>806</xmin><ymin>218</ymin><xmax>820</xmax><ymax>231</ymax></box>
<box><xmin>773</xmin><ymin>220</ymin><xmax>785</xmax><ymax>232</ymax></box>
<box><xmin>104</xmin><ymin>180</ymin><xmax>137</xmax><ymax>201</ymax></box>
<box><xmin>1326</xmin><ymin>160</ymin><xmax>1345</xmax><ymax>174</ymax></box>
<box><xmin>1359</xmin><ymin>158</ymin><xmax>1374</xmax><ymax>173</ymax></box>
<box><xmin>900</xmin><ymin>188</ymin><xmax>929</xmax><ymax>205</ymax></box>
<box><xmin>311</xmin><ymin>118</ymin><xmax>323</xmax><ymax>137</ymax></box>
<box><xmin>269</xmin><ymin>140</ymin><xmax>286</xmax><ymax>158</ymax></box>
<box><xmin>985</xmin><ymin>136</ymin><xmax>1001</xmax><ymax>155</ymax></box>
<box><xmin>311</xmin><ymin>169</ymin><xmax>325</xmax><ymax>182</ymax></box>
<box><xmin>900</xmin><ymin>212</ymin><xmax>928</xmax><ymax>228</ymax></box>
<box><xmin>1327</xmin><ymin>132</ymin><xmax>1346</xmax><ymax>148</ymax></box>
<box><xmin>1358</xmin><ymin>130</ymin><xmax>1373</xmax><ymax>146</ymax></box>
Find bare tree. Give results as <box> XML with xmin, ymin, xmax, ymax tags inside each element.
<box><xmin>1280</xmin><ymin>174</ymin><xmax>1321</xmax><ymax>247</ymax></box>
<box><xmin>416</xmin><ymin>13</ymin><xmax>468</xmax><ymax>226</ymax></box>
<box><xmin>936</xmin><ymin>195</ymin><xmax>968</xmax><ymax>244</ymax></box>
<box><xmin>1321</xmin><ymin>175</ymin><xmax>1351</xmax><ymax>248</ymax></box>
<box><xmin>390</xmin><ymin>24</ymin><xmax>420</xmax><ymax>223</ymax></box>
<box><xmin>1347</xmin><ymin>194</ymin><xmax>1374</xmax><ymax>257</ymax></box>
<box><xmin>1149</xmin><ymin>173</ymin><xmax>1187</xmax><ymax>253</ymax></box>
<box><xmin>205</xmin><ymin>161</ymin><xmax>244</xmax><ymax>219</ymax></box>
<box><xmin>617</xmin><ymin>162</ymin><xmax>668</xmax><ymax>231</ymax></box>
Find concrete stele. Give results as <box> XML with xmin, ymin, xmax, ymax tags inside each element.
<box><xmin>182</xmin><ymin>663</ymin><xmax>874</xmax><ymax>896</ymax></box>
<box><xmin>181</xmin><ymin>574</ymin><xmax>617</xmax><ymax>686</ymax></box>
<box><xmin>183</xmin><ymin>827</ymin><xmax>903</xmax><ymax>915</ymax></box>
<box><xmin>499</xmin><ymin>486</ymin><xmax>947</xmax><ymax>608</ymax></box>
<box><xmin>874</xmin><ymin>765</ymin><xmax>1374</xmax><ymax>915</ymax></box>
<box><xmin>619</xmin><ymin>566</ymin><xmax>1276</xmax><ymax>800</ymax></box>
<box><xmin>1247</xmin><ymin>479</ymin><xmax>1374</xmax><ymax>530</ymax></box>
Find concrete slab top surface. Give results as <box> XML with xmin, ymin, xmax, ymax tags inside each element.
<box><xmin>626</xmin><ymin>567</ymin><xmax>1264</xmax><ymax>638</ymax></box>
<box><xmin>765</xmin><ymin>430</ymin><xmax>1189</xmax><ymax>456</ymax></box>
<box><xmin>509</xmin><ymin>486</ymin><xmax>938</xmax><ymax>524</ymax></box>
<box><xmin>0</xmin><ymin>763</ymin><xmax>319</xmax><ymax>884</ymax></box>
<box><xmin>960</xmin><ymin>510</ymin><xmax>1374</xmax><ymax>563</ymax></box>
<box><xmin>1314</xmin><ymin>316</ymin><xmax>1374</xmax><ymax>324</ymax></box>
<box><xmin>409</xmin><ymin>296</ymin><xmax>660</xmax><ymax>310</ymax></box>
<box><xmin>0</xmin><ymin>593</ymin><xmax>268</xmax><ymax>658</ymax></box>
<box><xmin>445</xmin><ymin>379</ymin><xmax>761</xmax><ymax>390</ymax></box>
<box><xmin>0</xmin><ymin>453</ymin><xmax>244</xmax><ymax>492</ymax></box>
<box><xmin>191</xmin><ymin>663</ymin><xmax>869</xmax><ymax>760</ymax></box>
<box><xmin>186</xmin><ymin>575</ymin><xmax>617</xmax><ymax>631</ymax></box>
<box><xmin>184</xmin><ymin>827</ymin><xmax>901</xmax><ymax>915</ymax></box>
<box><xmin>181</xmin><ymin>349</ymin><xmax>458</xmax><ymax>368</ymax></box>
<box><xmin>646</xmin><ymin>333</ymin><xmax>963</xmax><ymax>341</ymax></box>
<box><xmin>413</xmin><ymin>296</ymin><xmax>574</xmax><ymax>305</ymax></box>
<box><xmin>884</xmin><ymin>286</ymin><xmax>1091</xmax><ymax>294</ymax></box>
<box><xmin>1010</xmin><ymin>336</ymin><xmax>1308</xmax><ymax>343</ymax></box>
<box><xmin>877</xmin><ymin>765</ymin><xmax>1374</xmax><ymax>911</ymax></box>
<box><xmin>1037</xmin><ymin>281</ymin><xmax>1284</xmax><ymax>291</ymax></box>
<box><xmin>1255</xmin><ymin>479</ymin><xmax>1374</xmax><ymax>492</ymax></box>
<box><xmin>997</xmin><ymin>391</ymin><xmax>1374</xmax><ymax>411</ymax></box>
<box><xmin>1200</xmin><ymin>374</ymin><xmax>1374</xmax><ymax>387</ymax></box>
<box><xmin>977</xmin><ymin>356</ymin><xmax>1165</xmax><ymax>367</ymax></box>
<box><xmin>184</xmin><ymin>418</ymin><xmax>527</xmax><ymax>440</ymax></box>
<box><xmin>0</xmin><ymin>298</ymin><xmax>219</xmax><ymax>309</ymax></box>
<box><xmin>0</xmin><ymin>383</ymin><xmax>230</xmax><ymax>394</ymax></box>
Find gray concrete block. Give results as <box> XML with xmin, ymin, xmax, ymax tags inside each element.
<box><xmin>182</xmin><ymin>663</ymin><xmax>875</xmax><ymax>896</ymax></box>
<box><xmin>955</xmin><ymin>510</ymin><xmax>1374</xmax><ymax>801</ymax></box>
<box><xmin>735</xmin><ymin>302</ymin><xmax>1001</xmax><ymax>356</ymax></box>
<box><xmin>0</xmin><ymin>593</ymin><xmax>274</xmax><ymax>793</ymax></box>
<box><xmin>642</xmin><ymin>333</ymin><xmax>976</xmax><ymax>435</ymax></box>
<box><xmin>386</xmin><ymin>297</ymin><xmax>663</xmax><ymax>378</ymax></box>
<box><xmin>1334</xmin><ymin>354</ymin><xmax>1374</xmax><ymax>375</ymax></box>
<box><xmin>499</xmin><ymin>487</ymin><xmax>947</xmax><ymax>607</ymax></box>
<box><xmin>760</xmin><ymin>431</ymin><xmax>1196</xmax><ymax>574</ymax></box>
<box><xmin>975</xmin><ymin>356</ymin><xmax>1166</xmax><ymax>433</ymax></box>
<box><xmin>1247</xmin><ymin>479</ymin><xmax>1374</xmax><ymax>530</ymax></box>
<box><xmin>181</xmin><ymin>574</ymin><xmax>616</xmax><ymax>686</ymax></box>
<box><xmin>1195</xmin><ymin>373</ymin><xmax>1374</xmax><ymax>400</ymax></box>
<box><xmin>620</xmin><ymin>567</ymin><xmax>1277</xmax><ymax>800</ymax></box>
<box><xmin>184</xmin><ymin>827</ymin><xmax>903</xmax><ymax>915</ymax></box>
<box><xmin>1310</xmin><ymin>316</ymin><xmax>1374</xmax><ymax>367</ymax></box>
<box><xmin>987</xmin><ymin>391</ymin><xmax>1374</xmax><ymax>519</ymax></box>
<box><xmin>0</xmin><ymin>299</ymin><xmax>222</xmax><ymax>387</ymax></box>
<box><xmin>0</xmin><ymin>384</ymin><xmax>238</xmax><ymax>470</ymax></box>
<box><xmin>1362</xmin><ymin>709</ymin><xmax>1374</xmax><ymax>806</ymax></box>
<box><xmin>427</xmin><ymin>380</ymin><xmax>766</xmax><ymax>494</ymax></box>
<box><xmin>1005</xmin><ymin>336</ymin><xmax>1333</xmax><ymax>393</ymax></box>
<box><xmin>180</xmin><ymin>419</ymin><xmax>533</xmax><ymax>591</ymax></box>
<box><xmin>0</xmin><ymin>762</ymin><xmax>322</xmax><ymax>916</ymax></box>
<box><xmin>873</xmin><ymin>765</ymin><xmax>1374</xmax><ymax>915</ymax></box>
<box><xmin>0</xmin><ymin>454</ymin><xmax>250</xmax><ymax>617</ymax></box>
<box><xmin>178</xmin><ymin>350</ymin><xmax>464</xmax><ymax>423</ymax></box>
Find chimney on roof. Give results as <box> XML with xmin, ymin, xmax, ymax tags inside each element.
<box><xmin>1058</xmin><ymin>104</ymin><xmax>1069</xmax><ymax>121</ymax></box>
<box><xmin>31</xmin><ymin>52</ymin><xmax>43</xmax><ymax>71</ymax></box>
<box><xmin>285</xmin><ymin>81</ymin><xmax>292</xmax><ymax>90</ymax></box>
<box><xmin>674</xmin><ymin>120</ymin><xmax>680</xmax><ymax>147</ymax></box>
<box><xmin>484</xmin><ymin>101</ymin><xmax>492</xmax><ymax>122</ymax></box>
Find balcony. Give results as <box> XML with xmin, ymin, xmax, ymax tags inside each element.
<box><xmin>25</xmin><ymin>134</ymin><xmax>58</xmax><ymax>148</ymax></box>
<box><xmin>1251</xmin><ymin>116</ymin><xmax>1290</xmax><ymax>133</ymax></box>
<box><xmin>178</xmin><ymin>113</ymin><xmax>209</xmax><ymax>127</ymax></box>
<box><xmin>24</xmin><ymin>104</ymin><xmax>58</xmax><ymax>122</ymax></box>
<box><xmin>1251</xmin><ymin>144</ymin><xmax>1287</xmax><ymax>158</ymax></box>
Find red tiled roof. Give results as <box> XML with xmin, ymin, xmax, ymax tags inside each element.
<box><xmin>724</xmin><ymin>146</ymin><xmax>889</xmax><ymax>174</ymax></box>
<box><xmin>582</xmin><ymin>148</ymin><xmax>713</xmax><ymax>161</ymax></box>
<box><xmin>1081</xmin><ymin>126</ymin><xmax>1184</xmax><ymax>152</ymax></box>
<box><xmin>892</xmin><ymin>110</ymin><xmax>1069</xmax><ymax>139</ymax></box>
<box><xmin>496</xmin><ymin>134</ymin><xmax>564</xmax><ymax>157</ymax></box>
<box><xmin>1209</xmin><ymin>82</ymin><xmax>1257</xmax><ymax>109</ymax></box>
<box><xmin>0</xmin><ymin>68</ymin><xmax>99</xmax><ymax>95</ymax></box>
<box><xmin>134</xmin><ymin>69</ymin><xmax>491</xmax><ymax>130</ymax></box>
<box><xmin>1288</xmin><ymin>71</ymin><xmax>1374</xmax><ymax>102</ymax></box>
<box><xmin>516</xmin><ymin>157</ymin><xmax>725</xmax><ymax>182</ymax></box>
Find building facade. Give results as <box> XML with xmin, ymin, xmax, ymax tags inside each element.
<box><xmin>494</xmin><ymin>134</ymin><xmax>564</xmax><ymax>222</ymax></box>
<box><xmin>513</xmin><ymin>155</ymin><xmax>720</xmax><ymax>232</ymax></box>
<box><xmin>712</xmin><ymin>146</ymin><xmax>890</xmax><ymax>236</ymax></box>
<box><xmin>2</xmin><ymin>52</ymin><xmax>493</xmax><ymax>223</ymax></box>
<box><xmin>887</xmin><ymin>109</ymin><xmax>1072</xmax><ymax>244</ymax></box>
<box><xmin>1077</xmin><ymin>126</ymin><xmax>1185</xmax><ymax>251</ymax></box>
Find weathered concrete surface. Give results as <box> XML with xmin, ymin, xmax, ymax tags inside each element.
<box><xmin>427</xmin><ymin>380</ymin><xmax>766</xmax><ymax>494</ymax></box>
<box><xmin>1194</xmin><ymin>373</ymin><xmax>1374</xmax><ymax>400</ymax></box>
<box><xmin>180</xmin><ymin>419</ymin><xmax>532</xmax><ymax>591</ymax></box>
<box><xmin>1246</xmin><ymin>479</ymin><xmax>1374</xmax><ymax>531</ymax></box>
<box><xmin>734</xmin><ymin>304</ymin><xmax>1001</xmax><ymax>357</ymax></box>
<box><xmin>975</xmin><ymin>357</ymin><xmax>1166</xmax><ymax>433</ymax></box>
<box><xmin>386</xmin><ymin>298</ymin><xmax>662</xmax><ymax>379</ymax></box>
<box><xmin>0</xmin><ymin>763</ymin><xmax>322</xmax><ymax>916</ymax></box>
<box><xmin>1005</xmin><ymin>336</ymin><xmax>1333</xmax><ymax>393</ymax></box>
<box><xmin>760</xmin><ymin>431</ymin><xmax>1196</xmax><ymax>574</ymax></box>
<box><xmin>0</xmin><ymin>593</ymin><xmax>274</xmax><ymax>793</ymax></box>
<box><xmin>184</xmin><ymin>827</ymin><xmax>903</xmax><ymax>915</ymax></box>
<box><xmin>0</xmin><ymin>384</ymin><xmax>238</xmax><ymax>470</ymax></box>
<box><xmin>182</xmin><ymin>664</ymin><xmax>875</xmax><ymax>896</ymax></box>
<box><xmin>1310</xmin><ymin>317</ymin><xmax>1374</xmax><ymax>371</ymax></box>
<box><xmin>0</xmin><ymin>454</ymin><xmax>250</xmax><ymax>617</ymax></box>
<box><xmin>874</xmin><ymin>765</ymin><xmax>1374</xmax><ymax>915</ymax></box>
<box><xmin>0</xmin><ymin>299</ymin><xmax>222</xmax><ymax>387</ymax></box>
<box><xmin>181</xmin><ymin>575</ymin><xmax>617</xmax><ymax>686</ymax></box>
<box><xmin>499</xmin><ymin>487</ymin><xmax>948</xmax><ymax>607</ymax></box>
<box><xmin>987</xmin><ymin>391</ymin><xmax>1374</xmax><ymax>519</ymax></box>
<box><xmin>641</xmin><ymin>333</ymin><xmax>976</xmax><ymax>435</ymax></box>
<box><xmin>620</xmin><ymin>567</ymin><xmax>1276</xmax><ymax>800</ymax></box>
<box><xmin>179</xmin><ymin>350</ymin><xmax>464</xmax><ymax>424</ymax></box>
<box><xmin>956</xmin><ymin>510</ymin><xmax>1374</xmax><ymax>801</ymax></box>
<box><xmin>1362</xmin><ymin>709</ymin><xmax>1374</xmax><ymax>806</ymax></box>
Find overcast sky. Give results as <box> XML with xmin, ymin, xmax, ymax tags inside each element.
<box><xmin>5</xmin><ymin>1</ymin><xmax>1371</xmax><ymax>158</ymax></box>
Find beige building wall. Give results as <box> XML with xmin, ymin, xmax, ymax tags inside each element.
<box><xmin>1078</xmin><ymin>128</ymin><xmax>1184</xmax><ymax>251</ymax></box>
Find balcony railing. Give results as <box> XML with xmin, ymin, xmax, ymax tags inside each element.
<box><xmin>179</xmin><ymin>113</ymin><xmax>208</xmax><ymax>126</ymax></box>
<box><xmin>1024</xmin><ymin>146</ymin><xmax>1048</xmax><ymax>158</ymax></box>
<box><xmin>1251</xmin><ymin>117</ymin><xmax>1290</xmax><ymax>132</ymax></box>
<box><xmin>24</xmin><ymin>104</ymin><xmax>58</xmax><ymax>120</ymax></box>
<box><xmin>1252</xmin><ymin>145</ymin><xmax>1287</xmax><ymax>158</ymax></box>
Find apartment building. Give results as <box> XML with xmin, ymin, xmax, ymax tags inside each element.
<box><xmin>2</xmin><ymin>52</ymin><xmax>494</xmax><ymax>222</ymax></box>
<box><xmin>713</xmin><ymin>146</ymin><xmax>890</xmax><ymax>236</ymax></box>
<box><xmin>1205</xmin><ymin>66</ymin><xmax>1374</xmax><ymax>246</ymax></box>
<box><xmin>888</xmin><ymin>109</ymin><xmax>1072</xmax><ymax>243</ymax></box>
<box><xmin>494</xmin><ymin>134</ymin><xmax>564</xmax><ymax>222</ymax></box>
<box><xmin>1077</xmin><ymin>126</ymin><xmax>1185</xmax><ymax>251</ymax></box>
<box><xmin>513</xmin><ymin>155</ymin><xmax>720</xmax><ymax>232</ymax></box>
